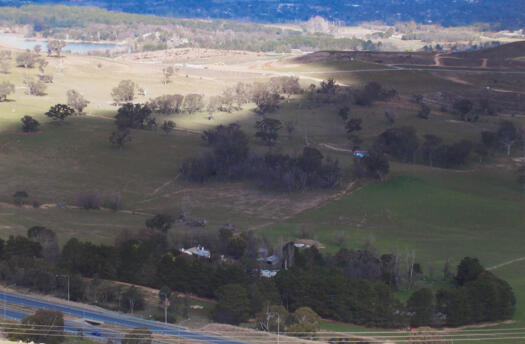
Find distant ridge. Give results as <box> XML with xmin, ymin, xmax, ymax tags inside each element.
<box><xmin>452</xmin><ymin>41</ymin><xmax>525</xmax><ymax>60</ymax></box>
<box><xmin>294</xmin><ymin>41</ymin><xmax>525</xmax><ymax>70</ymax></box>
<box><xmin>0</xmin><ymin>0</ymin><xmax>524</xmax><ymax>28</ymax></box>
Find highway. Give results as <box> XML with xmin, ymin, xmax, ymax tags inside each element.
<box><xmin>0</xmin><ymin>290</ymin><xmax>247</xmax><ymax>344</ymax></box>
<box><xmin>2</xmin><ymin>307</ymin><xmax>123</xmax><ymax>342</ymax></box>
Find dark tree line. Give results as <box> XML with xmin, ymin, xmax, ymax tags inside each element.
<box><xmin>0</xmin><ymin>225</ymin><xmax>515</xmax><ymax>329</ymax></box>
<box><xmin>367</xmin><ymin>122</ymin><xmax>522</xmax><ymax>170</ymax></box>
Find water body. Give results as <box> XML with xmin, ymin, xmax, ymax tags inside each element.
<box><xmin>0</xmin><ymin>34</ymin><xmax>117</xmax><ymax>54</ymax></box>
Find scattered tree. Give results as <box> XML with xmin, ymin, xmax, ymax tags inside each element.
<box><xmin>385</xmin><ymin>110</ymin><xmax>398</xmax><ymax>125</ymax></box>
<box><xmin>161</xmin><ymin>120</ymin><xmax>176</xmax><ymax>135</ymax></box>
<box><xmin>122</xmin><ymin>286</ymin><xmax>145</xmax><ymax>313</ymax></box>
<box><xmin>21</xmin><ymin>115</ymin><xmax>40</xmax><ymax>132</ymax></box>
<box><xmin>112</xmin><ymin>80</ymin><xmax>137</xmax><ymax>104</ymax></box>
<box><xmin>13</xmin><ymin>191</ymin><xmax>29</xmax><ymax>206</ymax></box>
<box><xmin>45</xmin><ymin>104</ymin><xmax>75</xmax><ymax>123</ymax></box>
<box><xmin>375</xmin><ymin>126</ymin><xmax>419</xmax><ymax>162</ymax></box>
<box><xmin>255</xmin><ymin>118</ymin><xmax>282</xmax><ymax>146</ymax></box>
<box><xmin>362</xmin><ymin>149</ymin><xmax>390</xmax><ymax>180</ymax></box>
<box><xmin>16</xmin><ymin>50</ymin><xmax>40</xmax><ymax>68</ymax></box>
<box><xmin>422</xmin><ymin>134</ymin><xmax>442</xmax><ymax>167</ymax></box>
<box><xmin>338</xmin><ymin>106</ymin><xmax>350</xmax><ymax>121</ymax></box>
<box><xmin>38</xmin><ymin>58</ymin><xmax>48</xmax><ymax>74</ymax></box>
<box><xmin>345</xmin><ymin>118</ymin><xmax>362</xmax><ymax>134</ymax></box>
<box><xmin>286</xmin><ymin>307</ymin><xmax>321</xmax><ymax>337</ymax></box>
<box><xmin>207</xmin><ymin>95</ymin><xmax>220</xmax><ymax>119</ymax></box>
<box><xmin>162</xmin><ymin>66</ymin><xmax>174</xmax><ymax>85</ymax></box>
<box><xmin>497</xmin><ymin>120</ymin><xmax>519</xmax><ymax>156</ymax></box>
<box><xmin>47</xmin><ymin>40</ymin><xmax>67</xmax><ymax>57</ymax></box>
<box><xmin>109</xmin><ymin>129</ymin><xmax>132</xmax><ymax>149</ymax></box>
<box><xmin>0</xmin><ymin>81</ymin><xmax>15</xmax><ymax>101</ymax></box>
<box><xmin>345</xmin><ymin>117</ymin><xmax>362</xmax><ymax>149</ymax></box>
<box><xmin>256</xmin><ymin>305</ymin><xmax>290</xmax><ymax>332</ymax></box>
<box><xmin>285</xmin><ymin>120</ymin><xmax>295</xmax><ymax>140</ymax></box>
<box><xmin>27</xmin><ymin>226</ymin><xmax>60</xmax><ymax>263</ymax></box>
<box><xmin>417</xmin><ymin>104</ymin><xmax>431</xmax><ymax>119</ymax></box>
<box><xmin>145</xmin><ymin>214</ymin><xmax>174</xmax><ymax>233</ymax></box>
<box><xmin>453</xmin><ymin>98</ymin><xmax>477</xmax><ymax>122</ymax></box>
<box><xmin>183</xmin><ymin>93</ymin><xmax>204</xmax><ymax>113</ymax></box>
<box><xmin>67</xmin><ymin>89</ymin><xmax>90</xmax><ymax>114</ymax></box>
<box><xmin>24</xmin><ymin>77</ymin><xmax>47</xmax><ymax>96</ymax></box>
<box><xmin>38</xmin><ymin>74</ymin><xmax>54</xmax><ymax>83</ymax></box>
<box><xmin>252</xmin><ymin>84</ymin><xmax>280</xmax><ymax>114</ymax></box>
<box><xmin>0</xmin><ymin>50</ymin><xmax>11</xmax><ymax>74</ymax></box>
<box><xmin>517</xmin><ymin>166</ymin><xmax>525</xmax><ymax>191</ymax></box>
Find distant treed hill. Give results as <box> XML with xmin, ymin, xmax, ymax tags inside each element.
<box><xmin>0</xmin><ymin>0</ymin><xmax>525</xmax><ymax>29</ymax></box>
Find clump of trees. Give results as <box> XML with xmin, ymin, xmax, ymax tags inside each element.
<box><xmin>354</xmin><ymin>81</ymin><xmax>397</xmax><ymax>106</ymax></box>
<box><xmin>480</xmin><ymin>120</ymin><xmax>520</xmax><ymax>157</ymax></box>
<box><xmin>149</xmin><ymin>94</ymin><xmax>184</xmax><ymax>114</ymax></box>
<box><xmin>353</xmin><ymin>148</ymin><xmax>390</xmax><ymax>180</ymax></box>
<box><xmin>406</xmin><ymin>257</ymin><xmax>516</xmax><ymax>327</ymax></box>
<box><xmin>115</xmin><ymin>103</ymin><xmax>156</xmax><ymax>130</ymax></box>
<box><xmin>181</xmin><ymin>124</ymin><xmax>342</xmax><ymax>191</ymax></box>
<box><xmin>366</xmin><ymin>125</ymin><xmax>486</xmax><ymax>169</ymax></box>
<box><xmin>453</xmin><ymin>98</ymin><xmax>479</xmax><ymax>122</ymax></box>
<box><xmin>256</xmin><ymin>305</ymin><xmax>321</xmax><ymax>336</ymax></box>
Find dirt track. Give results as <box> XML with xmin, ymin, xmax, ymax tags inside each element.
<box><xmin>487</xmin><ymin>257</ymin><xmax>525</xmax><ymax>271</ymax></box>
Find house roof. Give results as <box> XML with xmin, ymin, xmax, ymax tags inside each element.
<box><xmin>180</xmin><ymin>245</ymin><xmax>211</xmax><ymax>258</ymax></box>
<box><xmin>260</xmin><ymin>270</ymin><xmax>279</xmax><ymax>278</ymax></box>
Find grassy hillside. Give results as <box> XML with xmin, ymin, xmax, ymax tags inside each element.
<box><xmin>1</xmin><ymin>42</ymin><xmax>525</xmax><ymax>339</ymax></box>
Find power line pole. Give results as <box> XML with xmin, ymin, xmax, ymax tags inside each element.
<box><xmin>159</xmin><ymin>291</ymin><xmax>169</xmax><ymax>324</ymax></box>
